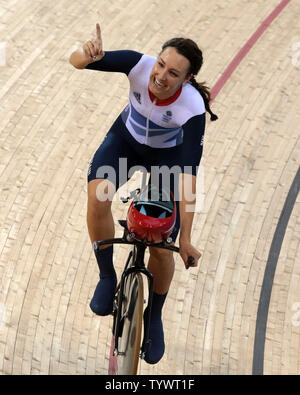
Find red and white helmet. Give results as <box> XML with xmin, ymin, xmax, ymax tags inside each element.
<box><xmin>126</xmin><ymin>184</ymin><xmax>176</xmax><ymax>243</ymax></box>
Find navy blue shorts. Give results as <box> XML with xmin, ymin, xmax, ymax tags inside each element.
<box><xmin>88</xmin><ymin>114</ymin><xmax>183</xmax><ymax>241</ymax></box>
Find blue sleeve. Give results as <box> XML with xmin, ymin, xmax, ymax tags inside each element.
<box><xmin>85</xmin><ymin>50</ymin><xmax>143</xmax><ymax>76</ymax></box>
<box><xmin>180</xmin><ymin>113</ymin><xmax>206</xmax><ymax>175</ymax></box>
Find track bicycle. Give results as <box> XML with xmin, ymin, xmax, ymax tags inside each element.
<box><xmin>93</xmin><ymin>187</ymin><xmax>194</xmax><ymax>375</ymax></box>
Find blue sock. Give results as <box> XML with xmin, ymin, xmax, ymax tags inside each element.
<box><xmin>144</xmin><ymin>292</ymin><xmax>167</xmax><ymax>364</ymax></box>
<box><xmin>90</xmin><ymin>245</ymin><xmax>117</xmax><ymax>316</ymax></box>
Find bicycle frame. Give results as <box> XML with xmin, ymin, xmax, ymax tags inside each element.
<box><xmin>93</xmin><ymin>220</ymin><xmax>180</xmax><ymax>361</ymax></box>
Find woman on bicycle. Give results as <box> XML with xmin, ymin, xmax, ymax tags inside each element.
<box><xmin>69</xmin><ymin>23</ymin><xmax>217</xmax><ymax>365</ymax></box>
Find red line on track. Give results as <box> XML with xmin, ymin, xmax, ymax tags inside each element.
<box><xmin>108</xmin><ymin>335</ymin><xmax>117</xmax><ymax>375</ymax></box>
<box><xmin>211</xmin><ymin>0</ymin><xmax>292</xmax><ymax>101</ymax></box>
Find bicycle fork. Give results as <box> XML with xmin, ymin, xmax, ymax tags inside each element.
<box><xmin>112</xmin><ymin>244</ymin><xmax>154</xmax><ymax>359</ymax></box>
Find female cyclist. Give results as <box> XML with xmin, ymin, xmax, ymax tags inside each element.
<box><xmin>69</xmin><ymin>23</ymin><xmax>217</xmax><ymax>365</ymax></box>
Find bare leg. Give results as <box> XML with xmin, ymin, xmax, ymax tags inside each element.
<box><xmin>144</xmin><ymin>248</ymin><xmax>174</xmax><ymax>364</ymax></box>
<box><xmin>147</xmin><ymin>248</ymin><xmax>175</xmax><ymax>294</ymax></box>
<box><xmin>87</xmin><ymin>179</ymin><xmax>115</xmax><ymax>245</ymax></box>
<box><xmin>87</xmin><ymin>179</ymin><xmax>117</xmax><ymax>315</ymax></box>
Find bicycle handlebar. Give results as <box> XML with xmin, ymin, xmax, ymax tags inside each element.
<box><xmin>93</xmin><ymin>237</ymin><xmax>180</xmax><ymax>253</ymax></box>
<box><xmin>114</xmin><ymin>189</ymin><xmax>196</xmax><ymax>268</ymax></box>
<box><xmin>93</xmin><ymin>238</ymin><xmax>195</xmax><ymax>269</ymax></box>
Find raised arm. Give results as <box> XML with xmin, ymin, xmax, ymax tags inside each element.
<box><xmin>69</xmin><ymin>23</ymin><xmax>105</xmax><ymax>69</ymax></box>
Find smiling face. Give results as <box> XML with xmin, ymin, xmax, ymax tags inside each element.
<box><xmin>149</xmin><ymin>46</ymin><xmax>192</xmax><ymax>100</ymax></box>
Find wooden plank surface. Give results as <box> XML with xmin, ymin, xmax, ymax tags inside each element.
<box><xmin>0</xmin><ymin>0</ymin><xmax>299</xmax><ymax>375</ymax></box>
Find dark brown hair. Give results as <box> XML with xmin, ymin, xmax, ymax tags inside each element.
<box><xmin>161</xmin><ymin>38</ymin><xmax>218</xmax><ymax>121</ymax></box>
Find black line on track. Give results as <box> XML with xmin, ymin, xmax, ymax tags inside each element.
<box><xmin>252</xmin><ymin>166</ymin><xmax>300</xmax><ymax>375</ymax></box>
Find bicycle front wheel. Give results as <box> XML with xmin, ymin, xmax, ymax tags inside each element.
<box><xmin>117</xmin><ymin>273</ymin><xmax>144</xmax><ymax>375</ymax></box>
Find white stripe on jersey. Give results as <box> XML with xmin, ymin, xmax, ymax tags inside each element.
<box><xmin>121</xmin><ymin>54</ymin><xmax>205</xmax><ymax>148</ymax></box>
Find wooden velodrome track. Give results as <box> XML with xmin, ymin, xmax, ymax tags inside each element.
<box><xmin>0</xmin><ymin>0</ymin><xmax>299</xmax><ymax>375</ymax></box>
